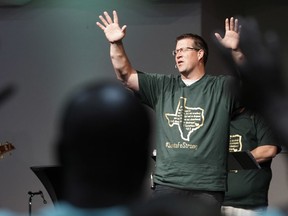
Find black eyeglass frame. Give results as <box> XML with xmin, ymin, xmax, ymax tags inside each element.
<box><xmin>172</xmin><ymin>47</ymin><xmax>200</xmax><ymax>56</ymax></box>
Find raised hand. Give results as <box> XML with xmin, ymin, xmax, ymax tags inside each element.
<box><xmin>215</xmin><ymin>17</ymin><xmax>241</xmax><ymax>50</ymax></box>
<box><xmin>96</xmin><ymin>10</ymin><xmax>127</xmax><ymax>43</ymax></box>
<box><xmin>214</xmin><ymin>16</ymin><xmax>284</xmax><ymax>111</ymax></box>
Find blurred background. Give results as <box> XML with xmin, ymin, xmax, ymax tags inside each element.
<box><xmin>0</xmin><ymin>0</ymin><xmax>287</xmax><ymax>213</ymax></box>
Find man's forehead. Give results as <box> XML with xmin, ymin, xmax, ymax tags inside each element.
<box><xmin>176</xmin><ymin>38</ymin><xmax>194</xmax><ymax>47</ymax></box>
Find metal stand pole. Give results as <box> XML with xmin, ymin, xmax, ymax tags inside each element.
<box><xmin>28</xmin><ymin>191</ymin><xmax>47</xmax><ymax>216</ymax></box>
<box><xmin>28</xmin><ymin>192</ymin><xmax>34</xmax><ymax>216</ymax></box>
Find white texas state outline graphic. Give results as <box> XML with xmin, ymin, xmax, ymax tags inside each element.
<box><xmin>165</xmin><ymin>97</ymin><xmax>204</xmax><ymax>141</ymax></box>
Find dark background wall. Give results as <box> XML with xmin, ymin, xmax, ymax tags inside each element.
<box><xmin>0</xmin><ymin>0</ymin><xmax>287</xmax><ymax>213</ymax></box>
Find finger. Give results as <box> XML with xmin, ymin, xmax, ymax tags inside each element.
<box><xmin>113</xmin><ymin>10</ymin><xmax>119</xmax><ymax>24</ymax></box>
<box><xmin>104</xmin><ymin>11</ymin><xmax>113</xmax><ymax>24</ymax></box>
<box><xmin>99</xmin><ymin>15</ymin><xmax>109</xmax><ymax>26</ymax></box>
<box><xmin>96</xmin><ymin>22</ymin><xmax>105</xmax><ymax>30</ymax></box>
<box><xmin>234</xmin><ymin>18</ymin><xmax>239</xmax><ymax>32</ymax></box>
<box><xmin>229</xmin><ymin>17</ymin><xmax>235</xmax><ymax>31</ymax></box>
<box><xmin>121</xmin><ymin>25</ymin><xmax>127</xmax><ymax>33</ymax></box>
<box><xmin>225</xmin><ymin>18</ymin><xmax>229</xmax><ymax>31</ymax></box>
<box><xmin>214</xmin><ymin>33</ymin><xmax>223</xmax><ymax>41</ymax></box>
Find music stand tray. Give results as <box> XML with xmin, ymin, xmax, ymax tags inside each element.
<box><xmin>30</xmin><ymin>166</ymin><xmax>63</xmax><ymax>204</ymax></box>
<box><xmin>228</xmin><ymin>151</ymin><xmax>261</xmax><ymax>170</ymax></box>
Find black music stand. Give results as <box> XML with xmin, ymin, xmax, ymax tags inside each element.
<box><xmin>228</xmin><ymin>151</ymin><xmax>261</xmax><ymax>170</ymax></box>
<box><xmin>30</xmin><ymin>166</ymin><xmax>64</xmax><ymax>204</ymax></box>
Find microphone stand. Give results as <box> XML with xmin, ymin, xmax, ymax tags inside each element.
<box><xmin>28</xmin><ymin>190</ymin><xmax>47</xmax><ymax>216</ymax></box>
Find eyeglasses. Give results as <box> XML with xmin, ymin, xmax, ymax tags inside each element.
<box><xmin>172</xmin><ymin>47</ymin><xmax>200</xmax><ymax>56</ymax></box>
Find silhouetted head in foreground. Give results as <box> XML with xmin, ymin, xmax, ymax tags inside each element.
<box><xmin>56</xmin><ymin>79</ymin><xmax>152</xmax><ymax>208</ymax></box>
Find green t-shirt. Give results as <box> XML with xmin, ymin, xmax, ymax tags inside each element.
<box><xmin>223</xmin><ymin>109</ymin><xmax>281</xmax><ymax>207</ymax></box>
<box><xmin>137</xmin><ymin>71</ymin><xmax>236</xmax><ymax>192</ymax></box>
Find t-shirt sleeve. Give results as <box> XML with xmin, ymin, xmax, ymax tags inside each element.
<box><xmin>254</xmin><ymin>113</ymin><xmax>282</xmax><ymax>153</ymax></box>
<box><xmin>136</xmin><ymin>71</ymin><xmax>166</xmax><ymax>109</ymax></box>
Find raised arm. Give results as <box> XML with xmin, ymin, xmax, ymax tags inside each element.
<box><xmin>96</xmin><ymin>10</ymin><xmax>139</xmax><ymax>91</ymax></box>
<box><xmin>215</xmin><ymin>17</ymin><xmax>244</xmax><ymax>64</ymax></box>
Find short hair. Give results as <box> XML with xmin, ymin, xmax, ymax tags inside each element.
<box><xmin>56</xmin><ymin>79</ymin><xmax>152</xmax><ymax>195</ymax></box>
<box><xmin>176</xmin><ymin>33</ymin><xmax>209</xmax><ymax>65</ymax></box>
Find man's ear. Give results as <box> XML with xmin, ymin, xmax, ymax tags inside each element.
<box><xmin>198</xmin><ymin>49</ymin><xmax>204</xmax><ymax>62</ymax></box>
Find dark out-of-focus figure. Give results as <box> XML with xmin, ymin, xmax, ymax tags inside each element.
<box><xmin>214</xmin><ymin>16</ymin><xmax>288</xmax><ymax>149</ymax></box>
<box><xmin>0</xmin><ymin>79</ymin><xmax>153</xmax><ymax>216</ymax></box>
<box><xmin>46</xmin><ymin>79</ymin><xmax>152</xmax><ymax>215</ymax></box>
<box><xmin>215</xmin><ymin>17</ymin><xmax>288</xmax><ymax>216</ymax></box>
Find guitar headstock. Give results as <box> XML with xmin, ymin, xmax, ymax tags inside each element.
<box><xmin>0</xmin><ymin>142</ymin><xmax>15</xmax><ymax>159</ymax></box>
